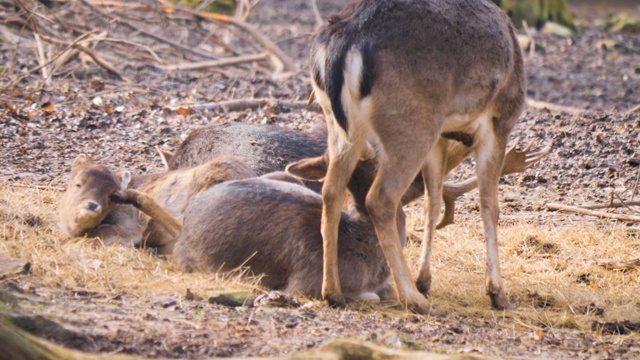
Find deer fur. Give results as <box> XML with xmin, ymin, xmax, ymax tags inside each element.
<box><xmin>174</xmin><ymin>160</ymin><xmax>393</xmax><ymax>302</ymax></box>
<box><xmin>58</xmin><ymin>154</ymin><xmax>254</xmax><ymax>254</ymax></box>
<box><xmin>161</xmin><ymin>123</ymin><xmax>547</xmax><ymax>229</ymax></box>
<box><xmin>310</xmin><ymin>0</ymin><xmax>526</xmax><ymax>312</ymax></box>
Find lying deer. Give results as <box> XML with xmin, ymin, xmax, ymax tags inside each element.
<box><xmin>58</xmin><ymin>154</ymin><xmax>254</xmax><ymax>254</ymax></box>
<box><xmin>170</xmin><ymin>142</ymin><xmax>547</xmax><ymax>302</ymax></box>
<box><xmin>310</xmin><ymin>0</ymin><xmax>526</xmax><ymax>312</ymax></box>
<box><xmin>160</xmin><ymin>123</ymin><xmax>548</xmax><ymax>229</ymax></box>
<box><xmin>174</xmin><ymin>159</ymin><xmax>393</xmax><ymax>302</ymax></box>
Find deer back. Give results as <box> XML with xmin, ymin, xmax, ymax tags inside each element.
<box><xmin>174</xmin><ymin>175</ymin><xmax>390</xmax><ymax>301</ymax></box>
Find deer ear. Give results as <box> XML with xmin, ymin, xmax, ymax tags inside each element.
<box><xmin>119</xmin><ymin>171</ymin><xmax>132</xmax><ymax>190</ymax></box>
<box><xmin>286</xmin><ymin>155</ymin><xmax>327</xmax><ymax>181</ymax></box>
<box><xmin>72</xmin><ymin>154</ymin><xmax>90</xmax><ymax>168</ymax></box>
<box><xmin>155</xmin><ymin>145</ymin><xmax>173</xmax><ymax>171</ymax></box>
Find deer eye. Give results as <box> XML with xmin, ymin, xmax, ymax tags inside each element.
<box><xmin>75</xmin><ymin>183</ymin><xmax>82</xmax><ymax>188</ymax></box>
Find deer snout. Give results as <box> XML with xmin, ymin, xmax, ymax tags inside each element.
<box><xmin>86</xmin><ymin>200</ymin><xmax>101</xmax><ymax>212</ymax></box>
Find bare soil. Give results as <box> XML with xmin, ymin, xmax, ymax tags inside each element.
<box><xmin>1</xmin><ymin>0</ymin><xmax>640</xmax><ymax>358</ymax></box>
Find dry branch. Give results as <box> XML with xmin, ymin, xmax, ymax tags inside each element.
<box><xmin>176</xmin><ymin>7</ymin><xmax>297</xmax><ymax>72</ymax></box>
<box><xmin>580</xmin><ymin>201</ymin><xmax>640</xmax><ymax>210</ymax></box>
<box><xmin>526</xmin><ymin>98</ymin><xmax>586</xmax><ymax>115</ymax></box>
<box><xmin>80</xmin><ymin>0</ymin><xmax>218</xmax><ymax>60</ymax></box>
<box><xmin>521</xmin><ymin>20</ymin><xmax>535</xmax><ymax>57</ymax></box>
<box><xmin>38</xmin><ymin>33</ymin><xmax>126</xmax><ymax>81</ymax></box>
<box><xmin>173</xmin><ymin>98</ymin><xmax>312</xmax><ymax>112</ymax></box>
<box><xmin>158</xmin><ymin>53</ymin><xmax>268</xmax><ymax>71</ymax></box>
<box><xmin>84</xmin><ymin>0</ymin><xmax>295</xmax><ymax>72</ymax></box>
<box><xmin>7</xmin><ymin>30</ymin><xmax>99</xmax><ymax>88</ymax></box>
<box><xmin>596</xmin><ymin>258</ymin><xmax>640</xmax><ymax>272</ymax></box>
<box><xmin>546</xmin><ymin>202</ymin><xmax>640</xmax><ymax>223</ymax></box>
<box><xmin>311</xmin><ymin>0</ymin><xmax>324</xmax><ymax>29</ymax></box>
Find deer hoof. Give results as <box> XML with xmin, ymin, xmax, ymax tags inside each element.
<box><xmin>323</xmin><ymin>294</ymin><xmax>346</xmax><ymax>308</ymax></box>
<box><xmin>406</xmin><ymin>298</ymin><xmax>431</xmax><ymax>315</ymax></box>
<box><xmin>415</xmin><ymin>277</ymin><xmax>432</xmax><ymax>297</ymax></box>
<box><xmin>489</xmin><ymin>291</ymin><xmax>514</xmax><ymax>311</ymax></box>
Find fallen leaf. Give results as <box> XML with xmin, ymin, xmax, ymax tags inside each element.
<box><xmin>177</xmin><ymin>106</ymin><xmax>191</xmax><ymax>116</ymax></box>
<box><xmin>43</xmin><ymin>103</ymin><xmax>55</xmax><ymax>113</ymax></box>
<box><xmin>90</xmin><ymin>79</ymin><xmax>105</xmax><ymax>91</ymax></box>
<box><xmin>534</xmin><ymin>329</ymin><xmax>544</xmax><ymax>341</ymax></box>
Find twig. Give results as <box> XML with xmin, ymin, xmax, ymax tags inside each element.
<box><xmin>76</xmin><ymin>44</ymin><xmax>126</xmax><ymax>80</ymax></box>
<box><xmin>6</xmin><ymin>30</ymin><xmax>98</xmax><ymax>88</ymax></box>
<box><xmin>174</xmin><ymin>6</ymin><xmax>297</xmax><ymax>72</ymax></box>
<box><xmin>171</xmin><ymin>98</ymin><xmax>312</xmax><ymax>112</ymax></box>
<box><xmin>311</xmin><ymin>0</ymin><xmax>324</xmax><ymax>30</ymax></box>
<box><xmin>0</xmin><ymin>24</ymin><xmax>24</xmax><ymax>44</ymax></box>
<box><xmin>33</xmin><ymin>32</ymin><xmax>49</xmax><ymax>80</ymax></box>
<box><xmin>7</xmin><ymin>183</ymin><xmax>65</xmax><ymax>191</ymax></box>
<box><xmin>79</xmin><ymin>0</ymin><xmax>219</xmax><ymax>60</ymax></box>
<box><xmin>632</xmin><ymin>167</ymin><xmax>640</xmax><ymax>202</ymax></box>
<box><xmin>158</xmin><ymin>53</ymin><xmax>268</xmax><ymax>71</ymax></box>
<box><xmin>526</xmin><ymin>98</ymin><xmax>586</xmax><ymax>115</ymax></box>
<box><xmin>84</xmin><ymin>0</ymin><xmax>293</xmax><ymax>70</ymax></box>
<box><xmin>13</xmin><ymin>0</ymin><xmax>49</xmax><ymax>80</ymax></box>
<box><xmin>596</xmin><ymin>258</ymin><xmax>640</xmax><ymax>272</ymax></box>
<box><xmin>103</xmin><ymin>37</ymin><xmax>165</xmax><ymax>64</ymax></box>
<box><xmin>38</xmin><ymin>33</ymin><xmax>126</xmax><ymax>81</ymax></box>
<box><xmin>580</xmin><ymin>200</ymin><xmax>640</xmax><ymax>210</ymax></box>
<box><xmin>546</xmin><ymin>202</ymin><xmax>640</xmax><ymax>223</ymax></box>
<box><xmin>613</xmin><ymin>192</ymin><xmax>640</xmax><ymax>214</ymax></box>
<box><xmin>521</xmin><ymin>20</ymin><xmax>535</xmax><ymax>57</ymax></box>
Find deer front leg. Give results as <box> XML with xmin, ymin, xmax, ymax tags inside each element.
<box><xmin>110</xmin><ymin>189</ymin><xmax>182</xmax><ymax>239</ymax></box>
<box><xmin>416</xmin><ymin>140</ymin><xmax>447</xmax><ymax>295</ymax></box>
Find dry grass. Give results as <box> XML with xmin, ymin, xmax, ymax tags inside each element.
<box><xmin>2</xmin><ymin>182</ymin><xmax>640</xmax><ymax>339</ymax></box>
<box><xmin>404</xmin><ymin>202</ymin><xmax>640</xmax><ymax>333</ymax></box>
<box><xmin>0</xmin><ymin>184</ymin><xmax>261</xmax><ymax>302</ymax></box>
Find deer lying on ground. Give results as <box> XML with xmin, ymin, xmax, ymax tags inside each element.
<box><xmin>309</xmin><ymin>0</ymin><xmax>526</xmax><ymax>312</ymax></box>
<box><xmin>174</xmin><ymin>158</ymin><xmax>393</xmax><ymax>302</ymax></box>
<box><xmin>160</xmin><ymin>122</ymin><xmax>548</xmax><ymax>229</ymax></box>
<box><xmin>58</xmin><ymin>154</ymin><xmax>254</xmax><ymax>254</ymax></box>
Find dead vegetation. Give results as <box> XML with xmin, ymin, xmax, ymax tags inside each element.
<box><xmin>1</xmin><ymin>0</ymin><xmax>640</xmax><ymax>358</ymax></box>
<box><xmin>2</xmin><ymin>183</ymin><xmax>640</xmax><ymax>358</ymax></box>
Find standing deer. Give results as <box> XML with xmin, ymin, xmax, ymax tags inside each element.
<box><xmin>58</xmin><ymin>154</ymin><xmax>254</xmax><ymax>254</ymax></box>
<box><xmin>310</xmin><ymin>0</ymin><xmax>526</xmax><ymax>312</ymax></box>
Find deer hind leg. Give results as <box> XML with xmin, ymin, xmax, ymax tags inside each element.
<box><xmin>366</xmin><ymin>145</ymin><xmax>435</xmax><ymax>314</ymax></box>
<box><xmin>416</xmin><ymin>138</ymin><xmax>448</xmax><ymax>296</ymax></box>
<box><xmin>474</xmin><ymin>120</ymin><xmax>512</xmax><ymax>310</ymax></box>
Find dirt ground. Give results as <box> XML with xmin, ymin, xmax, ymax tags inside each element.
<box><xmin>1</xmin><ymin>0</ymin><xmax>640</xmax><ymax>358</ymax></box>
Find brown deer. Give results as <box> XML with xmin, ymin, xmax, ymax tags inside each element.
<box><xmin>58</xmin><ymin>154</ymin><xmax>254</xmax><ymax>254</ymax></box>
<box><xmin>174</xmin><ymin>161</ymin><xmax>393</xmax><ymax>302</ymax></box>
<box><xmin>161</xmin><ymin>123</ymin><xmax>548</xmax><ymax>230</ymax></box>
<box><xmin>309</xmin><ymin>0</ymin><xmax>526</xmax><ymax>312</ymax></box>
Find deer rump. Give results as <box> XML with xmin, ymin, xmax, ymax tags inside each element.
<box><xmin>174</xmin><ymin>177</ymin><xmax>390</xmax><ymax>302</ymax></box>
